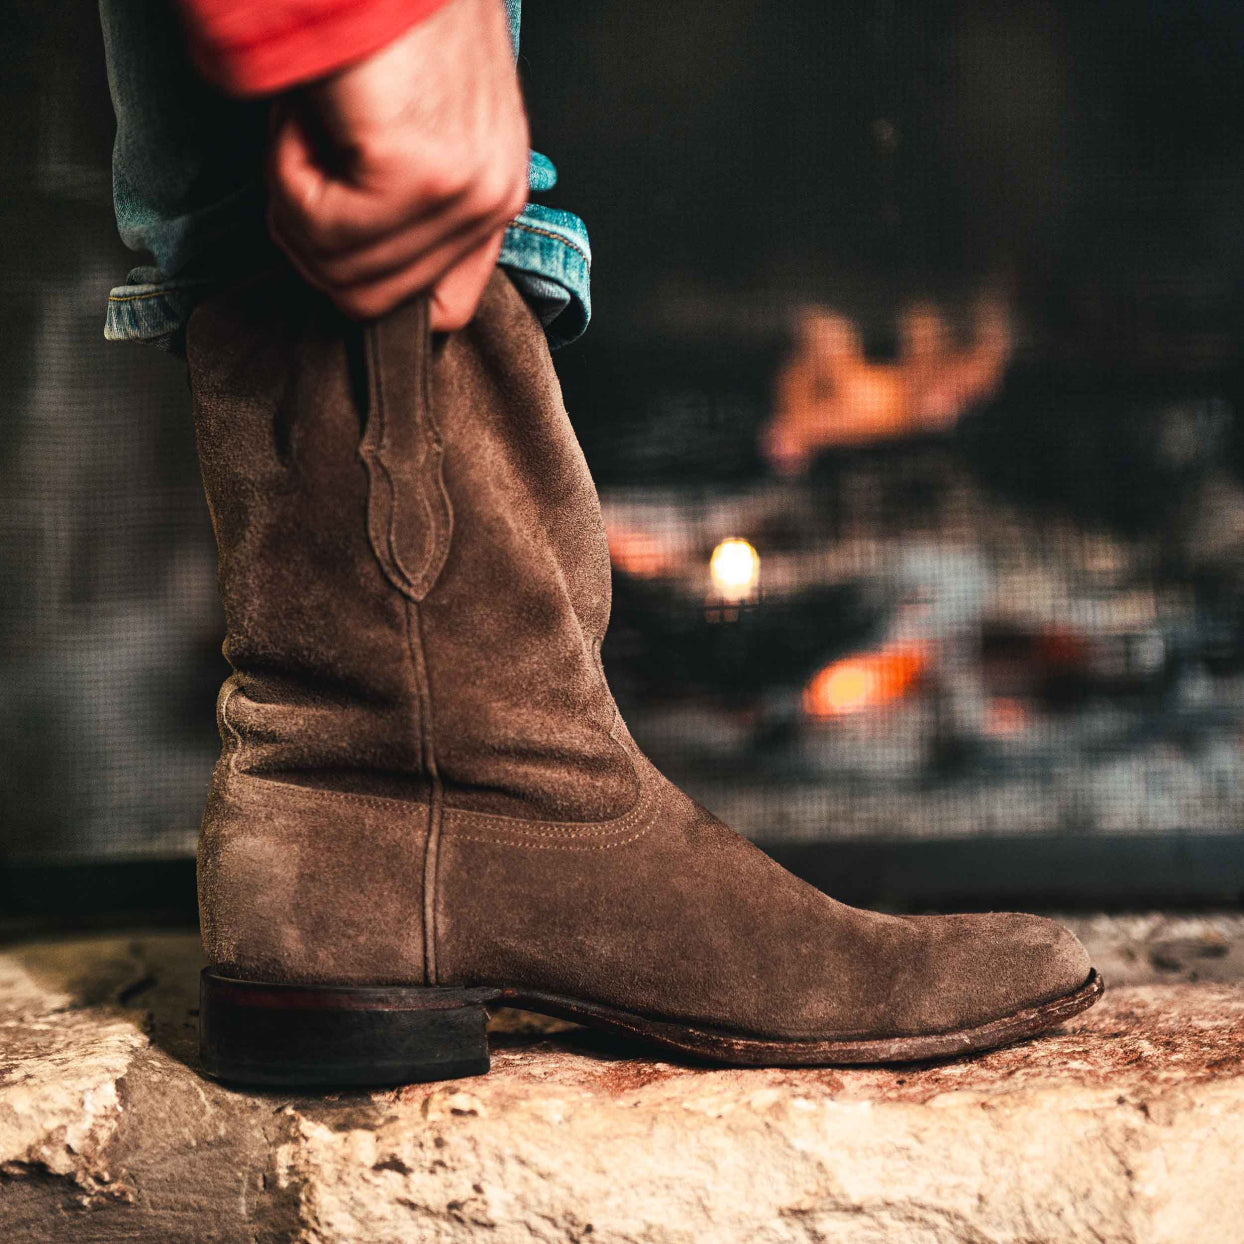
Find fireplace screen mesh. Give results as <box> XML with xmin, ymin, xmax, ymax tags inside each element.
<box><xmin>3</xmin><ymin>0</ymin><xmax>1244</xmax><ymax>898</ymax></box>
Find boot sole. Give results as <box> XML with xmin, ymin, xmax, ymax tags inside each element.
<box><xmin>500</xmin><ymin>968</ymin><xmax>1104</xmax><ymax>1067</ymax></box>
<box><xmin>200</xmin><ymin>968</ymin><xmax>1102</xmax><ymax>1086</ymax></box>
<box><xmin>198</xmin><ymin>974</ymin><xmax>501</xmax><ymax>1086</ymax></box>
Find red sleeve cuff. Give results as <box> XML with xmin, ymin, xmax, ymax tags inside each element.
<box><xmin>177</xmin><ymin>0</ymin><xmax>455</xmax><ymax>96</ymax></box>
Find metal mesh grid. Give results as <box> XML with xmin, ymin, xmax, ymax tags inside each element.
<box><xmin>3</xmin><ymin>0</ymin><xmax>1244</xmax><ymax>870</ymax></box>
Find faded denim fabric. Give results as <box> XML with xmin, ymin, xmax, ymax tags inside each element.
<box><xmin>99</xmin><ymin>0</ymin><xmax>590</xmax><ymax>351</ymax></box>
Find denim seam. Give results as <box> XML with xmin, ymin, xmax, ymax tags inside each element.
<box><xmin>507</xmin><ymin>222</ymin><xmax>591</xmax><ymax>267</ymax></box>
<box><xmin>108</xmin><ymin>291</ymin><xmax>183</xmax><ymax>302</ymax></box>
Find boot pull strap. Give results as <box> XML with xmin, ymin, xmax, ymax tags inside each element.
<box><xmin>359</xmin><ymin>297</ymin><xmax>454</xmax><ymax>602</ymax></box>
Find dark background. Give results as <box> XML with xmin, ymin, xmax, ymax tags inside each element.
<box><xmin>3</xmin><ymin>0</ymin><xmax>1244</xmax><ymax>923</ymax></box>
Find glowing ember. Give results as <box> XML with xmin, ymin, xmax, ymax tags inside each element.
<box><xmin>607</xmin><ymin>526</ymin><xmax>671</xmax><ymax>579</ymax></box>
<box><xmin>803</xmin><ymin>644</ymin><xmax>928</xmax><ymax>718</ymax></box>
<box><xmin>985</xmin><ymin>697</ymin><xmax>1029</xmax><ymax>737</ymax></box>
<box><xmin>709</xmin><ymin>538</ymin><xmax>761</xmax><ymax>600</ymax></box>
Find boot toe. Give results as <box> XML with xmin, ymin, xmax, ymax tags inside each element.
<box><xmin>904</xmin><ymin>911</ymin><xmax>1093</xmax><ymax>1035</ymax></box>
<box><xmin>977</xmin><ymin>912</ymin><xmax>1092</xmax><ymax>1012</ymax></box>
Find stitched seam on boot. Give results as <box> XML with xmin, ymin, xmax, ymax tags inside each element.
<box><xmin>442</xmin><ymin>755</ymin><xmax>659</xmax><ymax>848</ymax></box>
<box><xmin>436</xmin><ymin>671</ymin><xmax>646</xmax><ymax>844</ymax></box>
<box><xmin>210</xmin><ymin>764</ymin><xmax>651</xmax><ymax>849</ymax></box>
<box><xmin>218</xmin><ymin>678</ymin><xmax>244</xmax><ymax>774</ymax></box>
<box><xmin>207</xmin><ymin>779</ymin><xmax>428</xmax><ymax>812</ymax></box>
<box><xmin>452</xmin><ymin>828</ymin><xmax>652</xmax><ymax>852</ymax></box>
<box><xmin>442</xmin><ymin>793</ymin><xmax>653</xmax><ymax>837</ymax></box>
<box><xmin>359</xmin><ymin>306</ymin><xmax>453</xmax><ymax>603</ymax></box>
<box><xmin>407</xmin><ymin>600</ymin><xmax>444</xmax><ymax>987</ymax></box>
<box><xmin>359</xmin><ymin>303</ymin><xmax>452</xmax><ymax>983</ymax></box>
<box><xmin>214</xmin><ymin>684</ymin><xmax>434</xmax><ymax>811</ymax></box>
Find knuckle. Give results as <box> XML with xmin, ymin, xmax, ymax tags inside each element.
<box><xmin>462</xmin><ymin>162</ymin><xmax>512</xmax><ymax>221</ymax></box>
<box><xmin>480</xmin><ymin>162</ymin><xmax>513</xmax><ymax>207</ymax></box>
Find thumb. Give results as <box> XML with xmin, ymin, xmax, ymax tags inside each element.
<box><xmin>267</xmin><ymin>100</ymin><xmax>337</xmax><ymax>236</ymax></box>
<box><xmin>264</xmin><ymin>99</ymin><xmax>355</xmax><ymax>245</ymax></box>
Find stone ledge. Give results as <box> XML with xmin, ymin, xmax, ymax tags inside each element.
<box><xmin>1</xmin><ymin>921</ymin><xmax>1243</xmax><ymax>1243</ymax></box>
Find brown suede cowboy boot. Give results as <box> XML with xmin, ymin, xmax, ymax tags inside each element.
<box><xmin>189</xmin><ymin>268</ymin><xmax>1101</xmax><ymax>1086</ymax></box>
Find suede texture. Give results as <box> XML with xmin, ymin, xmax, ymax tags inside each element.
<box><xmin>189</xmin><ymin>268</ymin><xmax>1092</xmax><ymax>1037</ymax></box>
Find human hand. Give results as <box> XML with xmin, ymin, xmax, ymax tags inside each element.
<box><xmin>266</xmin><ymin>0</ymin><xmax>528</xmax><ymax>326</ymax></box>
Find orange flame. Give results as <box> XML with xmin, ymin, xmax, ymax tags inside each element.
<box><xmin>765</xmin><ymin>297</ymin><xmax>1011</xmax><ymax>474</ymax></box>
<box><xmin>803</xmin><ymin>644</ymin><xmax>929</xmax><ymax>718</ymax></box>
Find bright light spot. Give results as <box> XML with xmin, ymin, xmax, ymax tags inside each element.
<box><xmin>803</xmin><ymin>645</ymin><xmax>928</xmax><ymax>718</ymax></box>
<box><xmin>818</xmin><ymin>663</ymin><xmax>873</xmax><ymax>714</ymax></box>
<box><xmin>709</xmin><ymin>538</ymin><xmax>760</xmax><ymax>600</ymax></box>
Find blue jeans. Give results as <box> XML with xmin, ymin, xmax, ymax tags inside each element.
<box><xmin>98</xmin><ymin>0</ymin><xmax>590</xmax><ymax>351</ymax></box>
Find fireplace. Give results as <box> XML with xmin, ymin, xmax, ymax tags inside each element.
<box><xmin>3</xmin><ymin>0</ymin><xmax>1243</xmax><ymax>917</ymax></box>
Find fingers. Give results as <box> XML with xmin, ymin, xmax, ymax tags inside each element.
<box><xmin>322</xmin><ymin>217</ymin><xmax>509</xmax><ymax>321</ymax></box>
<box><xmin>428</xmin><ymin>230</ymin><xmax>507</xmax><ymax>331</ymax></box>
<box><xmin>268</xmin><ymin>117</ymin><xmax>473</xmax><ymax>260</ymax></box>
<box><xmin>263</xmin><ymin>0</ymin><xmax>530</xmax><ymax>324</ymax></box>
<box><xmin>268</xmin><ymin>108</ymin><xmax>524</xmax><ymax>321</ymax></box>
<box><xmin>278</xmin><ymin>165</ymin><xmax>522</xmax><ymax>290</ymax></box>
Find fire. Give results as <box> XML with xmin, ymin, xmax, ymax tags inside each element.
<box><xmin>607</xmin><ymin>526</ymin><xmax>671</xmax><ymax>579</ymax></box>
<box><xmin>764</xmin><ymin>296</ymin><xmax>1011</xmax><ymax>474</ymax></box>
<box><xmin>803</xmin><ymin>644</ymin><xmax>928</xmax><ymax>718</ymax></box>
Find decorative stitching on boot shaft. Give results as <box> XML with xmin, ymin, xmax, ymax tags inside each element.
<box><xmin>359</xmin><ymin>298</ymin><xmax>453</xmax><ymax>602</ymax></box>
<box><xmin>209</xmin><ymin>758</ymin><xmax>661</xmax><ymax>851</ymax></box>
<box><xmin>442</xmin><ymin>752</ymin><xmax>660</xmax><ymax>849</ymax></box>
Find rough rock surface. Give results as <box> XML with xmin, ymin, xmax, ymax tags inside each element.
<box><xmin>2</xmin><ymin>920</ymin><xmax>1243</xmax><ymax>1244</ymax></box>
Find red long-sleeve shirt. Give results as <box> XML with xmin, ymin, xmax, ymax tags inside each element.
<box><xmin>176</xmin><ymin>0</ymin><xmax>453</xmax><ymax>96</ymax></box>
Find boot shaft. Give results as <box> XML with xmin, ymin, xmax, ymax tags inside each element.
<box><xmin>188</xmin><ymin>270</ymin><xmax>635</xmax><ymax>822</ymax></box>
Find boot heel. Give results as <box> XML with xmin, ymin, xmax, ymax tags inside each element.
<box><xmin>199</xmin><ymin>970</ymin><xmax>502</xmax><ymax>1087</ymax></box>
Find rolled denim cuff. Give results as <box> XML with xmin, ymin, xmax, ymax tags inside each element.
<box><xmin>500</xmin><ymin>204</ymin><xmax>592</xmax><ymax>349</ymax></box>
<box><xmin>105</xmin><ymin>156</ymin><xmax>591</xmax><ymax>353</ymax></box>
<box><xmin>105</xmin><ymin>273</ymin><xmax>219</xmax><ymax>353</ymax></box>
